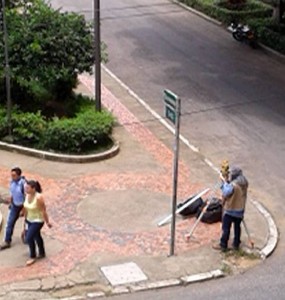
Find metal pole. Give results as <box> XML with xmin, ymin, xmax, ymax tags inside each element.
<box><xmin>2</xmin><ymin>0</ymin><xmax>12</xmax><ymax>137</ymax></box>
<box><xmin>169</xmin><ymin>97</ymin><xmax>181</xmax><ymax>256</ymax></box>
<box><xmin>94</xmin><ymin>0</ymin><xmax>101</xmax><ymax>111</ymax></box>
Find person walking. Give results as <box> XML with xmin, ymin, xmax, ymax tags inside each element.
<box><xmin>0</xmin><ymin>167</ymin><xmax>26</xmax><ymax>250</ymax></box>
<box><xmin>23</xmin><ymin>180</ymin><xmax>52</xmax><ymax>266</ymax></box>
<box><xmin>213</xmin><ymin>166</ymin><xmax>248</xmax><ymax>251</ymax></box>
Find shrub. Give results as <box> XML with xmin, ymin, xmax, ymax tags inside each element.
<box><xmin>42</xmin><ymin>108</ymin><xmax>115</xmax><ymax>153</ymax></box>
<box><xmin>179</xmin><ymin>0</ymin><xmax>272</xmax><ymax>23</ymax></box>
<box><xmin>248</xmin><ymin>18</ymin><xmax>285</xmax><ymax>54</ymax></box>
<box><xmin>11</xmin><ymin>110</ymin><xmax>47</xmax><ymax>145</ymax></box>
<box><xmin>0</xmin><ymin>107</ymin><xmax>47</xmax><ymax>145</ymax></box>
<box><xmin>0</xmin><ymin>105</ymin><xmax>115</xmax><ymax>154</ymax></box>
<box><xmin>259</xmin><ymin>27</ymin><xmax>285</xmax><ymax>54</ymax></box>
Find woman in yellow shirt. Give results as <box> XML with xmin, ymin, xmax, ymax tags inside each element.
<box><xmin>23</xmin><ymin>180</ymin><xmax>52</xmax><ymax>266</ymax></box>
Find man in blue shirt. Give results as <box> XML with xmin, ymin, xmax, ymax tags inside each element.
<box><xmin>0</xmin><ymin>167</ymin><xmax>26</xmax><ymax>250</ymax></box>
<box><xmin>213</xmin><ymin>166</ymin><xmax>248</xmax><ymax>251</ymax></box>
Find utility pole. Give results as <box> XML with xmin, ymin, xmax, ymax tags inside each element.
<box><xmin>94</xmin><ymin>0</ymin><xmax>101</xmax><ymax>112</ymax></box>
<box><xmin>1</xmin><ymin>0</ymin><xmax>12</xmax><ymax>138</ymax></box>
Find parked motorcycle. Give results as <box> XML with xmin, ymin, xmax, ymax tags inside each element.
<box><xmin>228</xmin><ymin>22</ymin><xmax>257</xmax><ymax>48</ymax></box>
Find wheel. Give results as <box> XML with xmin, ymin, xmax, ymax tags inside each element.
<box><xmin>232</xmin><ymin>31</ymin><xmax>243</xmax><ymax>42</ymax></box>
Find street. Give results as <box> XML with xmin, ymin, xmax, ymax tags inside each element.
<box><xmin>50</xmin><ymin>0</ymin><xmax>285</xmax><ymax>298</ymax></box>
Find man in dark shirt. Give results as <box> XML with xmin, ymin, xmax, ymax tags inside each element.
<box><xmin>213</xmin><ymin>166</ymin><xmax>248</xmax><ymax>251</ymax></box>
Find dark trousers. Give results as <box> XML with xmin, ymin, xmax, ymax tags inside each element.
<box><xmin>4</xmin><ymin>204</ymin><xmax>23</xmax><ymax>243</ymax></box>
<box><xmin>25</xmin><ymin>221</ymin><xmax>45</xmax><ymax>258</ymax></box>
<box><xmin>220</xmin><ymin>213</ymin><xmax>243</xmax><ymax>249</ymax></box>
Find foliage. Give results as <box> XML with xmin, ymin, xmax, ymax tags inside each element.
<box><xmin>0</xmin><ymin>104</ymin><xmax>115</xmax><ymax>154</ymax></box>
<box><xmin>178</xmin><ymin>0</ymin><xmax>272</xmax><ymax>23</ymax></box>
<box><xmin>0</xmin><ymin>0</ymin><xmax>107</xmax><ymax>111</ymax></box>
<box><xmin>248</xmin><ymin>18</ymin><xmax>285</xmax><ymax>53</ymax></box>
<box><xmin>0</xmin><ymin>107</ymin><xmax>47</xmax><ymax>145</ymax></box>
<box><xmin>176</xmin><ymin>0</ymin><xmax>285</xmax><ymax>53</ymax></box>
<box><xmin>42</xmin><ymin>108</ymin><xmax>115</xmax><ymax>153</ymax></box>
<box><xmin>11</xmin><ymin>110</ymin><xmax>47</xmax><ymax>145</ymax></box>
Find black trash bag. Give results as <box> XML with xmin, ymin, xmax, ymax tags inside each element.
<box><xmin>196</xmin><ymin>197</ymin><xmax>222</xmax><ymax>224</ymax></box>
<box><xmin>177</xmin><ymin>196</ymin><xmax>204</xmax><ymax>216</ymax></box>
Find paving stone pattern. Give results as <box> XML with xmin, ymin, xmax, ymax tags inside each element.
<box><xmin>0</xmin><ymin>77</ymin><xmax>220</xmax><ymax>287</ymax></box>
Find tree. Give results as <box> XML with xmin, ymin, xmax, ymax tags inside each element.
<box><xmin>0</xmin><ymin>0</ymin><xmax>107</xmax><ymax>112</ymax></box>
<box><xmin>276</xmin><ymin>0</ymin><xmax>285</xmax><ymax>23</ymax></box>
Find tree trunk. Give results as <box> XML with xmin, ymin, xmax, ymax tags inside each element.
<box><xmin>280</xmin><ymin>0</ymin><xmax>285</xmax><ymax>22</ymax></box>
<box><xmin>273</xmin><ymin>0</ymin><xmax>285</xmax><ymax>23</ymax></box>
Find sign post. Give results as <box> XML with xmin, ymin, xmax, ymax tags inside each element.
<box><xmin>163</xmin><ymin>89</ymin><xmax>181</xmax><ymax>256</ymax></box>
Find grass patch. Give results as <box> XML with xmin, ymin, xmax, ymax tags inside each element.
<box><xmin>224</xmin><ymin>248</ymin><xmax>260</xmax><ymax>260</ymax></box>
<box><xmin>221</xmin><ymin>262</ymin><xmax>233</xmax><ymax>274</ymax></box>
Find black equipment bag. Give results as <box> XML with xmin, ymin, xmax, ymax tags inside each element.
<box><xmin>177</xmin><ymin>196</ymin><xmax>204</xmax><ymax>216</ymax></box>
<box><xmin>196</xmin><ymin>197</ymin><xmax>222</xmax><ymax>224</ymax></box>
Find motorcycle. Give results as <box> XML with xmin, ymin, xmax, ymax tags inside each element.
<box><xmin>228</xmin><ymin>22</ymin><xmax>257</xmax><ymax>48</ymax></box>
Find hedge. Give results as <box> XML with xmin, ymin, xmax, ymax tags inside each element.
<box><xmin>0</xmin><ymin>108</ymin><xmax>47</xmax><ymax>145</ymax></box>
<box><xmin>178</xmin><ymin>0</ymin><xmax>273</xmax><ymax>23</ymax></box>
<box><xmin>42</xmin><ymin>109</ymin><xmax>115</xmax><ymax>153</ymax></box>
<box><xmin>248</xmin><ymin>18</ymin><xmax>285</xmax><ymax>54</ymax></box>
<box><xmin>0</xmin><ymin>106</ymin><xmax>115</xmax><ymax>154</ymax></box>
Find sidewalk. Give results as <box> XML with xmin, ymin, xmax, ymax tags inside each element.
<box><xmin>0</xmin><ymin>69</ymin><xmax>276</xmax><ymax>300</ymax></box>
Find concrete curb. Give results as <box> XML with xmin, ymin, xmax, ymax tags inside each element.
<box><xmin>35</xmin><ymin>270</ymin><xmax>224</xmax><ymax>299</ymax></box>
<box><xmin>251</xmin><ymin>199</ymin><xmax>279</xmax><ymax>259</ymax></box>
<box><xmin>0</xmin><ymin>140</ymin><xmax>120</xmax><ymax>163</ymax></box>
<box><xmin>258</xmin><ymin>43</ymin><xmax>285</xmax><ymax>64</ymax></box>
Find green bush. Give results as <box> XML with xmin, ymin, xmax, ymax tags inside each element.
<box><xmin>42</xmin><ymin>108</ymin><xmax>115</xmax><ymax>153</ymax></box>
<box><xmin>261</xmin><ymin>27</ymin><xmax>285</xmax><ymax>53</ymax></box>
<box><xmin>179</xmin><ymin>0</ymin><xmax>272</xmax><ymax>23</ymax></box>
<box><xmin>12</xmin><ymin>110</ymin><xmax>47</xmax><ymax>145</ymax></box>
<box><xmin>0</xmin><ymin>105</ymin><xmax>115</xmax><ymax>154</ymax></box>
<box><xmin>248</xmin><ymin>18</ymin><xmax>285</xmax><ymax>54</ymax></box>
<box><xmin>0</xmin><ymin>107</ymin><xmax>47</xmax><ymax>145</ymax></box>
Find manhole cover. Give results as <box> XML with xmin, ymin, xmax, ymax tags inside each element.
<box><xmin>100</xmin><ymin>262</ymin><xmax>148</xmax><ymax>286</ymax></box>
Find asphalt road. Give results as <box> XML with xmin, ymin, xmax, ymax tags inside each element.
<box><xmin>50</xmin><ymin>0</ymin><xmax>285</xmax><ymax>298</ymax></box>
<box><xmin>99</xmin><ymin>0</ymin><xmax>285</xmax><ymax>217</ymax></box>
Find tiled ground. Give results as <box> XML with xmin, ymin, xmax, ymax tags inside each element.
<box><xmin>0</xmin><ymin>77</ymin><xmax>220</xmax><ymax>285</ymax></box>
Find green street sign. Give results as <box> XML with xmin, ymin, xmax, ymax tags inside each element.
<box><xmin>165</xmin><ymin>106</ymin><xmax>176</xmax><ymax>124</ymax></box>
<box><xmin>164</xmin><ymin>89</ymin><xmax>179</xmax><ymax>125</ymax></box>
